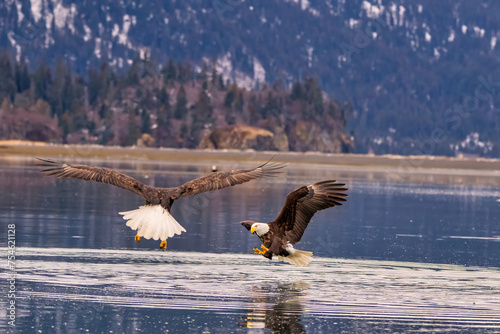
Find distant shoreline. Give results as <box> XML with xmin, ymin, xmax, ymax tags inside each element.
<box><xmin>1</xmin><ymin>140</ymin><xmax>499</xmax><ymax>171</ymax></box>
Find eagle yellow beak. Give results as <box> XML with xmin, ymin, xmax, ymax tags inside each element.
<box><xmin>250</xmin><ymin>226</ymin><xmax>256</xmax><ymax>234</ymax></box>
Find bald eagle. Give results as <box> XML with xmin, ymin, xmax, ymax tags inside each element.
<box><xmin>241</xmin><ymin>180</ymin><xmax>348</xmax><ymax>266</ymax></box>
<box><xmin>38</xmin><ymin>158</ymin><xmax>285</xmax><ymax>250</ymax></box>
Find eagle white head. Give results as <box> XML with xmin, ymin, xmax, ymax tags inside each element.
<box><xmin>250</xmin><ymin>223</ymin><xmax>270</xmax><ymax>236</ymax></box>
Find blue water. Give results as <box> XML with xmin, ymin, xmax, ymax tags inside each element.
<box><xmin>1</xmin><ymin>157</ymin><xmax>500</xmax><ymax>333</ymax></box>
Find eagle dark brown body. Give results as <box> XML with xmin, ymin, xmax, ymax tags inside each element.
<box><xmin>242</xmin><ymin>180</ymin><xmax>348</xmax><ymax>266</ymax></box>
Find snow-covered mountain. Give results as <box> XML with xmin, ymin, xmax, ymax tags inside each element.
<box><xmin>2</xmin><ymin>0</ymin><xmax>500</xmax><ymax>156</ymax></box>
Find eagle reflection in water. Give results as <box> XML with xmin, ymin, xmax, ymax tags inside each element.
<box><xmin>239</xmin><ymin>282</ymin><xmax>308</xmax><ymax>333</ymax></box>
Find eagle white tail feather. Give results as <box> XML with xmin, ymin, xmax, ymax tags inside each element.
<box><xmin>278</xmin><ymin>250</ymin><xmax>313</xmax><ymax>267</ymax></box>
<box><xmin>119</xmin><ymin>205</ymin><xmax>186</xmax><ymax>240</ymax></box>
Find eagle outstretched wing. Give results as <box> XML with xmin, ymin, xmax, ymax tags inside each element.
<box><xmin>37</xmin><ymin>158</ymin><xmax>147</xmax><ymax>198</ymax></box>
<box><xmin>175</xmin><ymin>160</ymin><xmax>286</xmax><ymax>199</ymax></box>
<box><xmin>273</xmin><ymin>180</ymin><xmax>348</xmax><ymax>244</ymax></box>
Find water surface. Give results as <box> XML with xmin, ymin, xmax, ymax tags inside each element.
<box><xmin>1</xmin><ymin>157</ymin><xmax>500</xmax><ymax>333</ymax></box>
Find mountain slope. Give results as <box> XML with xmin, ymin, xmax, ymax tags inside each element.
<box><xmin>2</xmin><ymin>0</ymin><xmax>500</xmax><ymax>156</ymax></box>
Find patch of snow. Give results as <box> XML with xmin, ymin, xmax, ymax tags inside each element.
<box><xmin>307</xmin><ymin>46</ymin><xmax>313</xmax><ymax>68</ymax></box>
<box><xmin>216</xmin><ymin>53</ymin><xmax>233</xmax><ymax>82</ymax></box>
<box><xmin>112</xmin><ymin>24</ymin><xmax>120</xmax><ymax>38</ymax></box>
<box><xmin>16</xmin><ymin>2</ymin><xmax>24</xmax><ymax>24</ymax></box>
<box><xmin>448</xmin><ymin>30</ymin><xmax>455</xmax><ymax>42</ymax></box>
<box><xmin>253</xmin><ymin>57</ymin><xmax>266</xmax><ymax>83</ymax></box>
<box><xmin>232</xmin><ymin>71</ymin><xmax>258</xmax><ymax>91</ymax></box>
<box><xmin>301</xmin><ymin>0</ymin><xmax>310</xmax><ymax>10</ymax></box>
<box><xmin>491</xmin><ymin>36</ymin><xmax>497</xmax><ymax>50</ymax></box>
<box><xmin>30</xmin><ymin>0</ymin><xmax>43</xmax><ymax>23</ymax></box>
<box><xmin>434</xmin><ymin>47</ymin><xmax>440</xmax><ymax>59</ymax></box>
<box><xmin>389</xmin><ymin>3</ymin><xmax>398</xmax><ymax>25</ymax></box>
<box><xmin>15</xmin><ymin>45</ymin><xmax>22</xmax><ymax>62</ymax></box>
<box><xmin>67</xmin><ymin>4</ymin><xmax>77</xmax><ymax>34</ymax></box>
<box><xmin>284</xmin><ymin>0</ymin><xmax>309</xmax><ymax>11</ymax></box>
<box><xmin>7</xmin><ymin>32</ymin><xmax>17</xmax><ymax>48</ymax></box>
<box><xmin>118</xmin><ymin>15</ymin><xmax>132</xmax><ymax>45</ymax></box>
<box><xmin>417</xmin><ymin>4</ymin><xmax>423</xmax><ymax>13</ymax></box>
<box><xmin>83</xmin><ymin>24</ymin><xmax>92</xmax><ymax>42</ymax></box>
<box><xmin>107</xmin><ymin>41</ymin><xmax>112</xmax><ymax>59</ymax></box>
<box><xmin>216</xmin><ymin>53</ymin><xmax>266</xmax><ymax>90</ymax></box>
<box><xmin>425</xmin><ymin>31</ymin><xmax>431</xmax><ymax>42</ymax></box>
<box><xmin>54</xmin><ymin>3</ymin><xmax>70</xmax><ymax>30</ymax></box>
<box><xmin>337</xmin><ymin>55</ymin><xmax>347</xmax><ymax>66</ymax></box>
<box><xmin>362</xmin><ymin>1</ymin><xmax>381</xmax><ymax>19</ymax></box>
<box><xmin>473</xmin><ymin>26</ymin><xmax>485</xmax><ymax>38</ymax></box>
<box><xmin>398</xmin><ymin>5</ymin><xmax>405</xmax><ymax>26</ymax></box>
<box><xmin>348</xmin><ymin>18</ymin><xmax>359</xmax><ymax>29</ymax></box>
<box><xmin>44</xmin><ymin>10</ymin><xmax>54</xmax><ymax>48</ymax></box>
<box><xmin>461</xmin><ymin>25</ymin><xmax>467</xmax><ymax>34</ymax></box>
<box><xmin>95</xmin><ymin>38</ymin><xmax>101</xmax><ymax>59</ymax></box>
<box><xmin>309</xmin><ymin>8</ymin><xmax>320</xmax><ymax>16</ymax></box>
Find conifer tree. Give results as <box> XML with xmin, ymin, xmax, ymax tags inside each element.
<box><xmin>162</xmin><ymin>59</ymin><xmax>177</xmax><ymax>85</ymax></box>
<box><xmin>32</xmin><ymin>59</ymin><xmax>51</xmax><ymax>102</ymax></box>
<box><xmin>190</xmin><ymin>86</ymin><xmax>213</xmax><ymax>147</ymax></box>
<box><xmin>290</xmin><ymin>81</ymin><xmax>304</xmax><ymax>101</ymax></box>
<box><xmin>0</xmin><ymin>52</ymin><xmax>16</xmax><ymax>101</ymax></box>
<box><xmin>173</xmin><ymin>85</ymin><xmax>188</xmax><ymax>120</ymax></box>
<box><xmin>141</xmin><ymin>110</ymin><xmax>151</xmax><ymax>134</ymax></box>
<box><xmin>156</xmin><ymin>88</ymin><xmax>171</xmax><ymax>147</ymax></box>
<box><xmin>48</xmin><ymin>60</ymin><xmax>65</xmax><ymax>116</ymax></box>
<box><xmin>126</xmin><ymin>57</ymin><xmax>141</xmax><ymax>86</ymax></box>
<box><xmin>15</xmin><ymin>55</ymin><xmax>30</xmax><ymax>93</ymax></box>
<box><xmin>127</xmin><ymin>104</ymin><xmax>139</xmax><ymax>146</ymax></box>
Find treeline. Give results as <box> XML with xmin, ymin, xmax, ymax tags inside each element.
<box><xmin>0</xmin><ymin>52</ymin><xmax>352</xmax><ymax>152</ymax></box>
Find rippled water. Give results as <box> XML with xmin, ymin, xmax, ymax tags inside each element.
<box><xmin>2</xmin><ymin>248</ymin><xmax>500</xmax><ymax>333</ymax></box>
<box><xmin>1</xmin><ymin>157</ymin><xmax>500</xmax><ymax>333</ymax></box>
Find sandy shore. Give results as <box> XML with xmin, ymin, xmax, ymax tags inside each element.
<box><xmin>1</xmin><ymin>141</ymin><xmax>499</xmax><ymax>185</ymax></box>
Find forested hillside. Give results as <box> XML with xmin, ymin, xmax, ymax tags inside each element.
<box><xmin>0</xmin><ymin>53</ymin><xmax>351</xmax><ymax>152</ymax></box>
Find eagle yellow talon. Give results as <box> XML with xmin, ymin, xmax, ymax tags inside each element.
<box><xmin>135</xmin><ymin>234</ymin><xmax>141</xmax><ymax>242</ymax></box>
<box><xmin>160</xmin><ymin>240</ymin><xmax>167</xmax><ymax>251</ymax></box>
<box><xmin>253</xmin><ymin>248</ymin><xmax>264</xmax><ymax>255</ymax></box>
<box><xmin>253</xmin><ymin>244</ymin><xmax>269</xmax><ymax>255</ymax></box>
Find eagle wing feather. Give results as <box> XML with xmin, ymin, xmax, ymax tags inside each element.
<box><xmin>175</xmin><ymin>160</ymin><xmax>286</xmax><ymax>198</ymax></box>
<box><xmin>37</xmin><ymin>158</ymin><xmax>147</xmax><ymax>198</ymax></box>
<box><xmin>273</xmin><ymin>180</ymin><xmax>348</xmax><ymax>244</ymax></box>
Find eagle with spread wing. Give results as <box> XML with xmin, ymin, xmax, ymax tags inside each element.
<box><xmin>241</xmin><ymin>180</ymin><xmax>348</xmax><ymax>266</ymax></box>
<box><xmin>38</xmin><ymin>158</ymin><xmax>285</xmax><ymax>250</ymax></box>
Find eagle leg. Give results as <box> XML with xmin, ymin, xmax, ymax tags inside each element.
<box><xmin>135</xmin><ymin>234</ymin><xmax>141</xmax><ymax>242</ymax></box>
<box><xmin>160</xmin><ymin>240</ymin><xmax>167</xmax><ymax>251</ymax></box>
